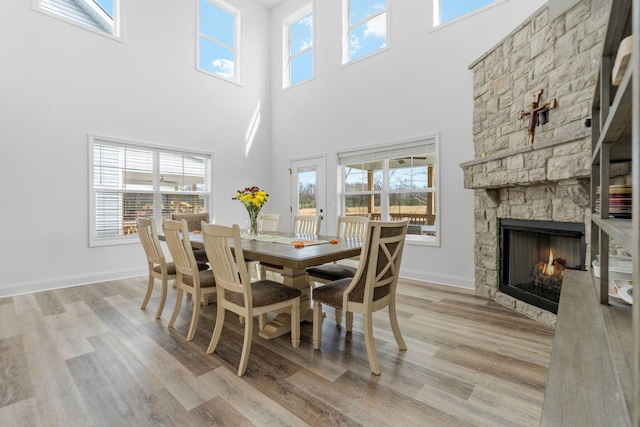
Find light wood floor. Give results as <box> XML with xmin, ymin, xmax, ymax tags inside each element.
<box><xmin>0</xmin><ymin>277</ymin><xmax>554</xmax><ymax>426</ymax></box>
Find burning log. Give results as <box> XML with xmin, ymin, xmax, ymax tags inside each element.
<box><xmin>530</xmin><ymin>254</ymin><xmax>566</xmax><ymax>295</ymax></box>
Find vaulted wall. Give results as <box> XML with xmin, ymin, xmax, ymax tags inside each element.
<box><xmin>269</xmin><ymin>0</ymin><xmax>547</xmax><ymax>288</ymax></box>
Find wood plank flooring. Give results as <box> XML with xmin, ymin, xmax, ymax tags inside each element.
<box><xmin>0</xmin><ymin>277</ymin><xmax>554</xmax><ymax>426</ymax></box>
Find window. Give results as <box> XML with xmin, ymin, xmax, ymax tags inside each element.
<box><xmin>283</xmin><ymin>4</ymin><xmax>313</xmax><ymax>88</ymax></box>
<box><xmin>89</xmin><ymin>135</ymin><xmax>211</xmax><ymax>246</ymax></box>
<box><xmin>434</xmin><ymin>0</ymin><xmax>496</xmax><ymax>26</ymax></box>
<box><xmin>35</xmin><ymin>0</ymin><xmax>120</xmax><ymax>39</ymax></box>
<box><xmin>338</xmin><ymin>136</ymin><xmax>439</xmax><ymax>244</ymax></box>
<box><xmin>342</xmin><ymin>0</ymin><xmax>387</xmax><ymax>64</ymax></box>
<box><xmin>198</xmin><ymin>0</ymin><xmax>240</xmax><ymax>82</ymax></box>
<box><xmin>342</xmin><ymin>0</ymin><xmax>388</xmax><ymax>64</ymax></box>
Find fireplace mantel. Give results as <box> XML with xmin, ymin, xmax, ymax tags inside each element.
<box><xmin>460</xmin><ymin>134</ymin><xmax>591</xmax><ymax>191</ymax></box>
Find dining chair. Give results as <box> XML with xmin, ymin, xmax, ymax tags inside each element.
<box><xmin>258</xmin><ymin>213</ymin><xmax>280</xmax><ymax>233</ymax></box>
<box><xmin>312</xmin><ymin>220</ymin><xmax>409</xmax><ymax>375</ymax></box>
<box><xmin>306</xmin><ymin>215</ymin><xmax>369</xmax><ymax>324</ymax></box>
<box><xmin>169</xmin><ymin>212</ymin><xmax>210</xmax><ymax>263</ymax></box>
<box><xmin>163</xmin><ymin>219</ymin><xmax>217</xmax><ymax>341</ymax></box>
<box><xmin>293</xmin><ymin>214</ymin><xmax>322</xmax><ymax>234</ymax></box>
<box><xmin>201</xmin><ymin>223</ymin><xmax>301</xmax><ymax>376</ymax></box>
<box><xmin>136</xmin><ymin>217</ymin><xmax>176</xmax><ymax>319</ymax></box>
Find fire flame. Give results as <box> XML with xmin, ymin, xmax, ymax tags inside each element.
<box><xmin>542</xmin><ymin>249</ymin><xmax>554</xmax><ymax>276</ymax></box>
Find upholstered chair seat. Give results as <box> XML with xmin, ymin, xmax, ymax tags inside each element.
<box><xmin>154</xmin><ymin>262</ymin><xmax>208</xmax><ymax>275</ymax></box>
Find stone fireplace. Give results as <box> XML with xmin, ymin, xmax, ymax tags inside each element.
<box><xmin>460</xmin><ymin>0</ymin><xmax>610</xmax><ymax>327</ymax></box>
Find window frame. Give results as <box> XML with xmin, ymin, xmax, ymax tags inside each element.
<box><xmin>33</xmin><ymin>0</ymin><xmax>122</xmax><ymax>41</ymax></box>
<box><xmin>338</xmin><ymin>135</ymin><xmax>440</xmax><ymax>246</ymax></box>
<box><xmin>197</xmin><ymin>0</ymin><xmax>242</xmax><ymax>84</ymax></box>
<box><xmin>88</xmin><ymin>134</ymin><xmax>213</xmax><ymax>247</ymax></box>
<box><xmin>282</xmin><ymin>3</ymin><xmax>314</xmax><ymax>89</ymax></box>
<box><xmin>341</xmin><ymin>0</ymin><xmax>389</xmax><ymax>65</ymax></box>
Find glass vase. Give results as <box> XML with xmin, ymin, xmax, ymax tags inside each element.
<box><xmin>247</xmin><ymin>209</ymin><xmax>260</xmax><ymax>236</ymax></box>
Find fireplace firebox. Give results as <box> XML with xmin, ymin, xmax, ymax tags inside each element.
<box><xmin>499</xmin><ymin>219</ymin><xmax>586</xmax><ymax>314</ymax></box>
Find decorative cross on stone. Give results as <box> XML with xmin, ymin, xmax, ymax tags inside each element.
<box><xmin>518</xmin><ymin>89</ymin><xmax>557</xmax><ymax>144</ymax></box>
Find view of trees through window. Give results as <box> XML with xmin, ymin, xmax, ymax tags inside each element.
<box><xmin>342</xmin><ymin>155</ymin><xmax>436</xmax><ymax>237</ymax></box>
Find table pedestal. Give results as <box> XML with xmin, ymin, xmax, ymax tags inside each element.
<box><xmin>258</xmin><ymin>266</ymin><xmax>313</xmax><ymax>340</ymax></box>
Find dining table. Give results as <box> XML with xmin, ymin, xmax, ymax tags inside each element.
<box><xmin>172</xmin><ymin>230</ymin><xmax>363</xmax><ymax>340</ymax></box>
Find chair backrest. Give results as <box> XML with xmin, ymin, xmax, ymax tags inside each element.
<box><xmin>163</xmin><ymin>219</ymin><xmax>199</xmax><ymax>280</ymax></box>
<box><xmin>201</xmin><ymin>223</ymin><xmax>251</xmax><ymax>302</ymax></box>
<box><xmin>258</xmin><ymin>213</ymin><xmax>280</xmax><ymax>233</ymax></box>
<box><xmin>337</xmin><ymin>215</ymin><xmax>369</xmax><ymax>239</ymax></box>
<box><xmin>169</xmin><ymin>212</ymin><xmax>209</xmax><ymax>232</ymax></box>
<box><xmin>136</xmin><ymin>217</ymin><xmax>166</xmax><ymax>266</ymax></box>
<box><xmin>293</xmin><ymin>215</ymin><xmax>322</xmax><ymax>235</ymax></box>
<box><xmin>345</xmin><ymin>220</ymin><xmax>408</xmax><ymax>306</ymax></box>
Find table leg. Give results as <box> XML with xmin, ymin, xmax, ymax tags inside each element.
<box><xmin>258</xmin><ymin>266</ymin><xmax>313</xmax><ymax>340</ymax></box>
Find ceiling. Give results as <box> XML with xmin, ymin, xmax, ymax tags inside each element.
<box><xmin>254</xmin><ymin>0</ymin><xmax>284</xmax><ymax>9</ymax></box>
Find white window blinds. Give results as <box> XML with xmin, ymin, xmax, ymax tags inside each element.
<box><xmin>338</xmin><ymin>137</ymin><xmax>436</xmax><ymax>165</ymax></box>
<box><xmin>90</xmin><ymin>136</ymin><xmax>211</xmax><ymax>246</ymax></box>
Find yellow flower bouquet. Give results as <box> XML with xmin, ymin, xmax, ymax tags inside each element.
<box><xmin>233</xmin><ymin>186</ymin><xmax>269</xmax><ymax>236</ymax></box>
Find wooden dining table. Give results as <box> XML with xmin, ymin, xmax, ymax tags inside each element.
<box><xmin>178</xmin><ymin>231</ymin><xmax>363</xmax><ymax>340</ymax></box>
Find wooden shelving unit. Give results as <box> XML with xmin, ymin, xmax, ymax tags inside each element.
<box><xmin>542</xmin><ymin>0</ymin><xmax>639</xmax><ymax>425</ymax></box>
<box><xmin>589</xmin><ymin>0</ymin><xmax>638</xmax><ymax>424</ymax></box>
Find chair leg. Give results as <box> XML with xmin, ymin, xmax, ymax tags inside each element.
<box><xmin>345</xmin><ymin>312</ymin><xmax>353</xmax><ymax>332</ymax></box>
<box><xmin>335</xmin><ymin>308</ymin><xmax>343</xmax><ymax>325</ymax></box>
<box><xmin>291</xmin><ymin>298</ymin><xmax>300</xmax><ymax>348</ymax></box>
<box><xmin>207</xmin><ymin>305</ymin><xmax>225</xmax><ymax>354</ymax></box>
<box><xmin>154</xmin><ymin>276</ymin><xmax>168</xmax><ymax>319</ymax></box>
<box><xmin>237</xmin><ymin>314</ymin><xmax>253</xmax><ymax>376</ymax></box>
<box><xmin>258</xmin><ymin>314</ymin><xmax>266</xmax><ymax>331</ymax></box>
<box><xmin>186</xmin><ymin>291</ymin><xmax>200</xmax><ymax>341</ymax></box>
<box><xmin>168</xmin><ymin>287</ymin><xmax>183</xmax><ymax>328</ymax></box>
<box><xmin>313</xmin><ymin>300</ymin><xmax>323</xmax><ymax>349</ymax></box>
<box><xmin>389</xmin><ymin>300</ymin><xmax>407</xmax><ymax>351</ymax></box>
<box><xmin>363</xmin><ymin>311</ymin><xmax>380</xmax><ymax>375</ymax></box>
<box><xmin>141</xmin><ymin>273</ymin><xmax>154</xmax><ymax>310</ymax></box>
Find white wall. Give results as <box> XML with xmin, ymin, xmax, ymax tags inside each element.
<box><xmin>0</xmin><ymin>0</ymin><xmax>271</xmax><ymax>296</ymax></box>
<box><xmin>269</xmin><ymin>0</ymin><xmax>547</xmax><ymax>288</ymax></box>
<box><xmin>0</xmin><ymin>0</ymin><xmax>548</xmax><ymax>297</ymax></box>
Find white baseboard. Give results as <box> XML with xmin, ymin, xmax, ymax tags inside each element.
<box><xmin>399</xmin><ymin>268</ymin><xmax>475</xmax><ymax>290</ymax></box>
<box><xmin>0</xmin><ymin>267</ymin><xmax>147</xmax><ymax>298</ymax></box>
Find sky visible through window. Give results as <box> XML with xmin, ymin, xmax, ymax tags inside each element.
<box><xmin>440</xmin><ymin>0</ymin><xmax>494</xmax><ymax>24</ymax></box>
<box><xmin>199</xmin><ymin>0</ymin><xmax>236</xmax><ymax>80</ymax></box>
<box><xmin>93</xmin><ymin>0</ymin><xmax>113</xmax><ymax>18</ymax></box>
<box><xmin>290</xmin><ymin>13</ymin><xmax>313</xmax><ymax>86</ymax></box>
<box><xmin>349</xmin><ymin>0</ymin><xmax>387</xmax><ymax>61</ymax></box>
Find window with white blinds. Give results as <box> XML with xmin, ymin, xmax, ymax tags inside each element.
<box><xmin>89</xmin><ymin>135</ymin><xmax>211</xmax><ymax>246</ymax></box>
<box><xmin>338</xmin><ymin>135</ymin><xmax>439</xmax><ymax>244</ymax></box>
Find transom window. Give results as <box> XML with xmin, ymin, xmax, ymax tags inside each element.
<box><xmin>342</xmin><ymin>0</ymin><xmax>388</xmax><ymax>64</ymax></box>
<box><xmin>283</xmin><ymin>4</ymin><xmax>313</xmax><ymax>88</ymax></box>
<box><xmin>198</xmin><ymin>0</ymin><xmax>240</xmax><ymax>82</ymax></box>
<box><xmin>35</xmin><ymin>0</ymin><xmax>120</xmax><ymax>39</ymax></box>
<box><xmin>434</xmin><ymin>0</ymin><xmax>496</xmax><ymax>26</ymax></box>
<box><xmin>338</xmin><ymin>137</ymin><xmax>439</xmax><ymax>244</ymax></box>
<box><xmin>89</xmin><ymin>135</ymin><xmax>211</xmax><ymax>246</ymax></box>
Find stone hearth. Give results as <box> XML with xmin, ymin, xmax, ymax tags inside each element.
<box><xmin>460</xmin><ymin>0</ymin><xmax>611</xmax><ymax>327</ymax></box>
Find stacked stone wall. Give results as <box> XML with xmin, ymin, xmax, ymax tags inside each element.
<box><xmin>461</xmin><ymin>0</ymin><xmax>612</xmax><ymax>327</ymax></box>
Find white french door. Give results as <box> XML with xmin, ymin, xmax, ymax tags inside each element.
<box><xmin>290</xmin><ymin>155</ymin><xmax>326</xmax><ymax>235</ymax></box>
